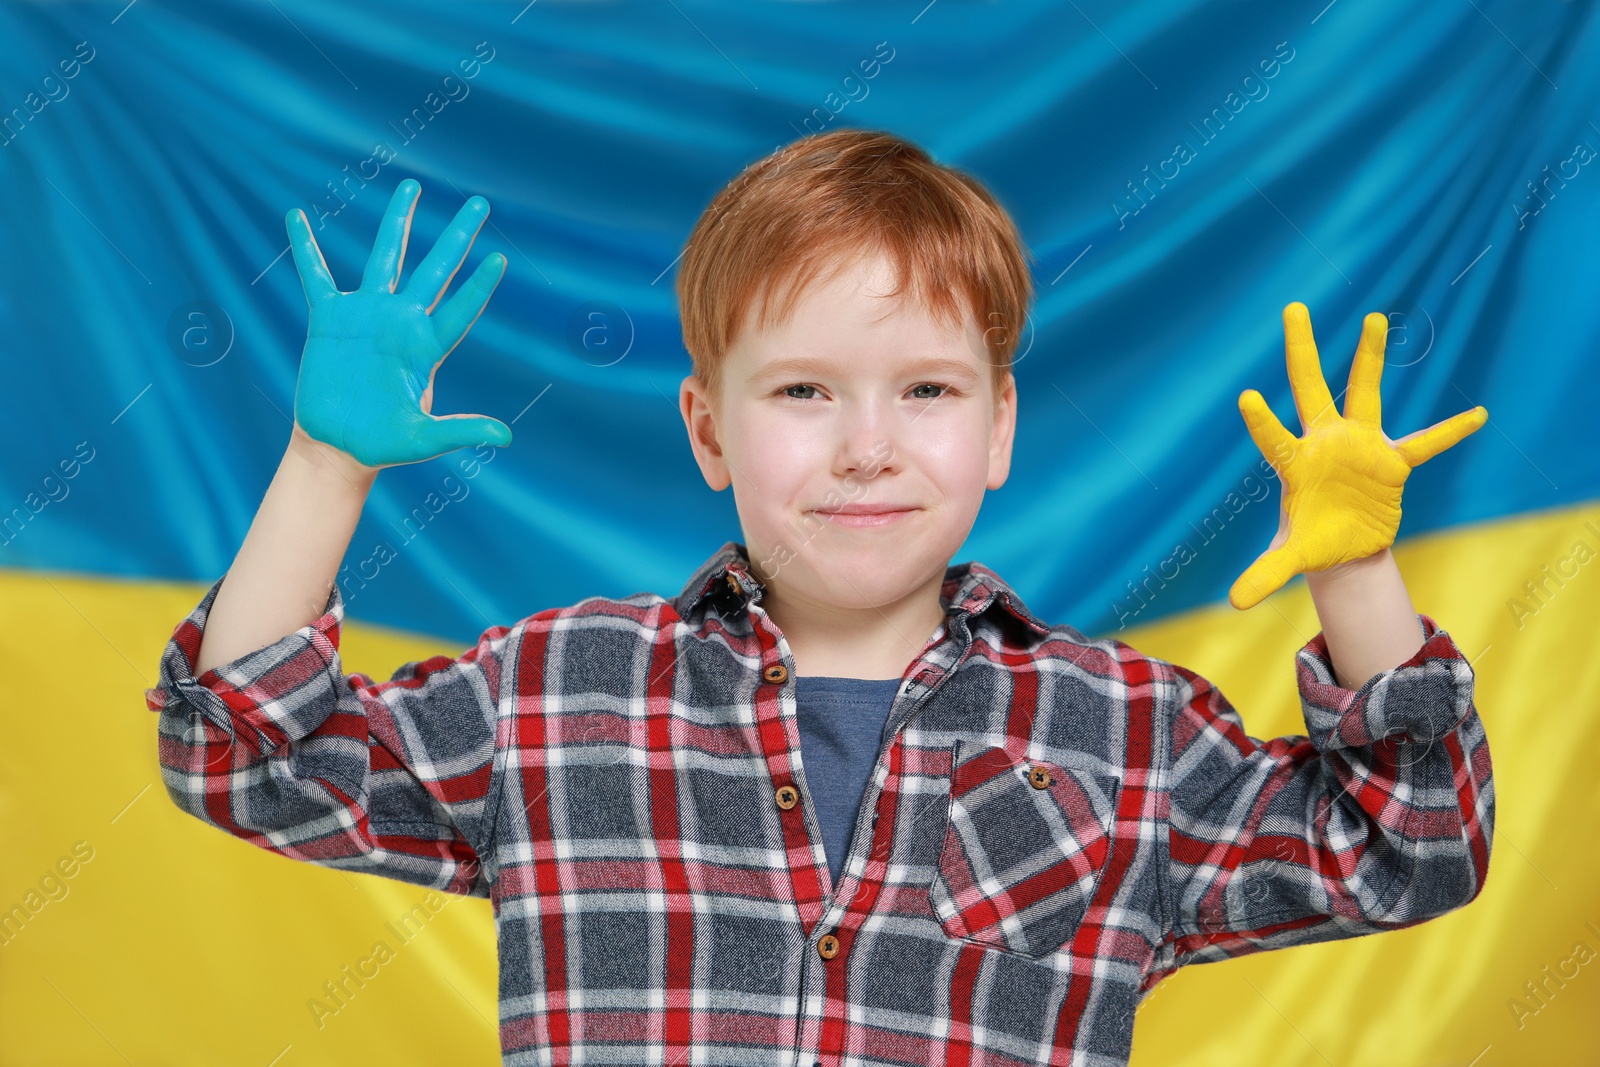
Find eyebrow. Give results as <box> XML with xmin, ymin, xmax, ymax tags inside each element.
<box><xmin>748</xmin><ymin>355</ymin><xmax>984</xmax><ymax>385</ymax></box>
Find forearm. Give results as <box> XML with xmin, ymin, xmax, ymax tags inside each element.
<box><xmin>194</xmin><ymin>426</ymin><xmax>378</xmax><ymax>676</ymax></box>
<box><xmin>1303</xmin><ymin>547</ymin><xmax>1427</xmax><ymax>691</ymax></box>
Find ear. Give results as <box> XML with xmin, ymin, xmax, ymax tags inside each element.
<box><xmin>679</xmin><ymin>374</ymin><xmax>732</xmax><ymax>491</ymax></box>
<box><xmin>987</xmin><ymin>372</ymin><xmax>1017</xmax><ymax>490</ymax></box>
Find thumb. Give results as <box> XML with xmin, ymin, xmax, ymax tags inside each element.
<box><xmin>413</xmin><ymin>413</ymin><xmax>513</xmax><ymax>459</ymax></box>
<box><xmin>1229</xmin><ymin>546</ymin><xmax>1303</xmax><ymax>610</ymax></box>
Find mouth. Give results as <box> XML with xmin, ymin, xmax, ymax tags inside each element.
<box><xmin>809</xmin><ymin>504</ymin><xmax>920</xmax><ymax>528</ymax></box>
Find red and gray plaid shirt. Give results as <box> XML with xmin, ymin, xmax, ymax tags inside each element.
<box><xmin>145</xmin><ymin>540</ymin><xmax>1493</xmax><ymax>1066</ymax></box>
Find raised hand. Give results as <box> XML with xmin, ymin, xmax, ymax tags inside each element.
<box><xmin>288</xmin><ymin>178</ymin><xmax>512</xmax><ymax>471</ymax></box>
<box><xmin>1228</xmin><ymin>302</ymin><xmax>1487</xmax><ymax>610</ymax></box>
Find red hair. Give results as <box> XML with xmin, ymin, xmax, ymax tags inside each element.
<box><xmin>676</xmin><ymin>128</ymin><xmax>1035</xmax><ymax>406</ymax></box>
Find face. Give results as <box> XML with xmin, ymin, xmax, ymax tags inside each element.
<box><xmin>678</xmin><ymin>251</ymin><xmax>1017</xmax><ymax>617</ymax></box>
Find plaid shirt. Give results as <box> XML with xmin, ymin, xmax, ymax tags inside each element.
<box><xmin>146</xmin><ymin>540</ymin><xmax>1494</xmax><ymax>1066</ymax></box>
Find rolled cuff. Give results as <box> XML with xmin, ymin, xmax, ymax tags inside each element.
<box><xmin>1294</xmin><ymin>612</ymin><xmax>1477</xmax><ymax>751</ymax></box>
<box><xmin>143</xmin><ymin>574</ymin><xmax>346</xmax><ymax>755</ymax></box>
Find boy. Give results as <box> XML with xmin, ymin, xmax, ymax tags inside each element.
<box><xmin>146</xmin><ymin>129</ymin><xmax>1494</xmax><ymax>1065</ymax></box>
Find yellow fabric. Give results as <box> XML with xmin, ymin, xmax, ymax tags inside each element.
<box><xmin>1</xmin><ymin>501</ymin><xmax>1595</xmax><ymax>1064</ymax></box>
<box><xmin>1127</xmin><ymin>499</ymin><xmax>1600</xmax><ymax>1065</ymax></box>
<box><xmin>1230</xmin><ymin>303</ymin><xmax>1488</xmax><ymax>609</ymax></box>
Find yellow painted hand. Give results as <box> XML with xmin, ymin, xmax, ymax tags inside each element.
<box><xmin>1228</xmin><ymin>302</ymin><xmax>1487</xmax><ymax>610</ymax></box>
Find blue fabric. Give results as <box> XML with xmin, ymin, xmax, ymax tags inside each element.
<box><xmin>0</xmin><ymin>1</ymin><xmax>1592</xmax><ymax>645</ymax></box>
<box><xmin>794</xmin><ymin>675</ymin><xmax>903</xmax><ymax>889</ymax></box>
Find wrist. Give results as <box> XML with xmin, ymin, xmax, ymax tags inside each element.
<box><xmin>287</xmin><ymin>424</ymin><xmax>380</xmax><ymax>489</ymax></box>
<box><xmin>1304</xmin><ymin>545</ymin><xmax>1392</xmax><ymax>587</ymax></box>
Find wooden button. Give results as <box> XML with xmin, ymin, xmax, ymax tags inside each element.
<box><xmin>726</xmin><ymin>574</ymin><xmax>743</xmax><ymax>596</ymax></box>
<box><xmin>817</xmin><ymin>934</ymin><xmax>841</xmax><ymax>960</ymax></box>
<box><xmin>775</xmin><ymin>784</ymin><xmax>799</xmax><ymax>811</ymax></box>
<box><xmin>762</xmin><ymin>663</ymin><xmax>789</xmax><ymax>684</ymax></box>
<box><xmin>1028</xmin><ymin>765</ymin><xmax>1052</xmax><ymax>790</ymax></box>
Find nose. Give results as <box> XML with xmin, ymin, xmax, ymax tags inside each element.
<box><xmin>833</xmin><ymin>393</ymin><xmax>897</xmax><ymax>479</ymax></box>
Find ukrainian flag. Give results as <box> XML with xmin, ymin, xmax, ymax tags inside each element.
<box><xmin>1</xmin><ymin>1</ymin><xmax>1593</xmax><ymax>1063</ymax></box>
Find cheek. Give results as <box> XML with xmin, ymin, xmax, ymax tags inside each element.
<box><xmin>727</xmin><ymin>414</ymin><xmax>820</xmax><ymax>492</ymax></box>
<box><xmin>911</xmin><ymin>416</ymin><xmax>993</xmax><ymax>486</ymax></box>
<box><xmin>944</xmin><ymin>451</ymin><xmax>993</xmax><ymax>495</ymax></box>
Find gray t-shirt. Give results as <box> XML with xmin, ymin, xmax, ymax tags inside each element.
<box><xmin>793</xmin><ymin>675</ymin><xmax>902</xmax><ymax>889</ymax></box>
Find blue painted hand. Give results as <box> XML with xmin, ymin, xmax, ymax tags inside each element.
<box><xmin>287</xmin><ymin>178</ymin><xmax>511</xmax><ymax>470</ymax></box>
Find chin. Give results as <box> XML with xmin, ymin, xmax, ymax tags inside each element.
<box><xmin>812</xmin><ymin>543</ymin><xmax>947</xmax><ymax>599</ymax></box>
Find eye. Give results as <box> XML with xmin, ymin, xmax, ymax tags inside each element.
<box><xmin>776</xmin><ymin>382</ymin><xmax>956</xmax><ymax>403</ymax></box>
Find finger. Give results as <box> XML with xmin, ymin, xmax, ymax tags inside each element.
<box><xmin>1238</xmin><ymin>389</ymin><xmax>1298</xmax><ymax>472</ymax></box>
<box><xmin>1343</xmin><ymin>311</ymin><xmax>1387</xmax><ymax>426</ymax></box>
<box><xmin>360</xmin><ymin>179</ymin><xmax>422</xmax><ymax>293</ymax></box>
<box><xmin>402</xmin><ymin>195</ymin><xmax>491</xmax><ymax>313</ymax></box>
<box><xmin>413</xmin><ymin>412</ymin><xmax>513</xmax><ymax>459</ymax></box>
<box><xmin>1228</xmin><ymin>546</ymin><xmax>1303</xmax><ymax>610</ymax></box>
<box><xmin>285</xmin><ymin>208</ymin><xmax>338</xmax><ymax>306</ymax></box>
<box><xmin>1394</xmin><ymin>405</ymin><xmax>1488</xmax><ymax>467</ymax></box>
<box><xmin>432</xmin><ymin>253</ymin><xmax>507</xmax><ymax>354</ymax></box>
<box><xmin>1283</xmin><ymin>302</ymin><xmax>1338</xmax><ymax>432</ymax></box>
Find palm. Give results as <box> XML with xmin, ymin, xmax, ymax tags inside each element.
<box><xmin>289</xmin><ymin>179</ymin><xmax>511</xmax><ymax>470</ymax></box>
<box><xmin>1229</xmin><ymin>303</ymin><xmax>1487</xmax><ymax>610</ymax></box>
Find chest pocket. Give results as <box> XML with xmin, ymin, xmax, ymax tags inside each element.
<box><xmin>928</xmin><ymin>738</ymin><xmax>1121</xmax><ymax>959</ymax></box>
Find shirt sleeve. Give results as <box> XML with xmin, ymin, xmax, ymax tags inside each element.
<box><xmin>143</xmin><ymin>574</ymin><xmax>512</xmax><ymax>897</ymax></box>
<box><xmin>1153</xmin><ymin>611</ymin><xmax>1494</xmax><ymax>972</ymax></box>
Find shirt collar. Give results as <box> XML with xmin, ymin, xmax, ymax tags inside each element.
<box><xmin>674</xmin><ymin>540</ymin><xmax>1052</xmax><ymax>639</ymax></box>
